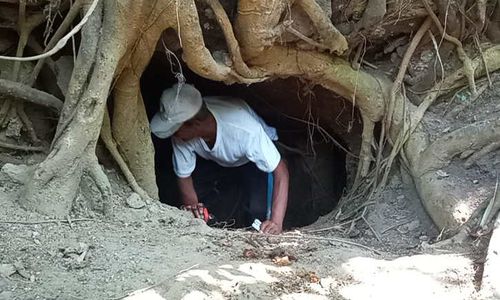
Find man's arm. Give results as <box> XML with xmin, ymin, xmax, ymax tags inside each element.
<box><xmin>261</xmin><ymin>159</ymin><xmax>289</xmax><ymax>234</ymax></box>
<box><xmin>178</xmin><ymin>176</ymin><xmax>204</xmax><ymax>218</ymax></box>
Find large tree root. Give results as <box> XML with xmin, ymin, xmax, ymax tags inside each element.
<box><xmin>0</xmin><ymin>79</ymin><xmax>63</xmax><ymax>112</ymax></box>
<box><xmin>411</xmin><ymin>118</ymin><xmax>500</xmax><ymax>230</ymax></box>
<box><xmin>20</xmin><ymin>0</ymin><xmax>120</xmax><ymax>217</ymax></box>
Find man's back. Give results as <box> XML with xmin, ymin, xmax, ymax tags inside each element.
<box><xmin>172</xmin><ymin>96</ymin><xmax>281</xmax><ymax>178</ymax></box>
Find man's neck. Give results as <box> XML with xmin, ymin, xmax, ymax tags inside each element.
<box><xmin>201</xmin><ymin>114</ymin><xmax>217</xmax><ymax>147</ymax></box>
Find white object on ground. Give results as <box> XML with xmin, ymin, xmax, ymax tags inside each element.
<box><xmin>252</xmin><ymin>219</ymin><xmax>261</xmax><ymax>231</ymax></box>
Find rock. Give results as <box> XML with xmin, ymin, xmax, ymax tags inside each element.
<box><xmin>0</xmin><ymin>163</ymin><xmax>30</xmax><ymax>184</ymax></box>
<box><xmin>126</xmin><ymin>193</ymin><xmax>145</xmax><ymax>209</ymax></box>
<box><xmin>436</xmin><ymin>170</ymin><xmax>449</xmax><ymax>179</ymax></box>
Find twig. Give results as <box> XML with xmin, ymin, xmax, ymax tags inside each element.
<box><xmin>381</xmin><ymin>219</ymin><xmax>411</xmax><ymax>234</ymax></box>
<box><xmin>474</xmin><ymin>34</ymin><xmax>492</xmax><ymax>87</ymax></box>
<box><xmin>386</xmin><ymin>16</ymin><xmax>432</xmax><ymax>130</ymax></box>
<box><xmin>304</xmin><ymin>224</ymin><xmax>344</xmax><ymax>234</ymax></box>
<box><xmin>0</xmin><ymin>218</ymin><xmax>94</xmax><ymax>225</ymax></box>
<box><xmin>480</xmin><ymin>174</ymin><xmax>500</xmax><ymax>228</ymax></box>
<box><xmin>421</xmin><ymin>0</ymin><xmax>477</xmax><ymax>96</ymax></box>
<box><xmin>277</xmin><ymin>233</ymin><xmax>382</xmax><ymax>255</ymax></box>
<box><xmin>215</xmin><ymin>229</ymin><xmax>381</xmax><ymax>255</ymax></box>
<box><xmin>0</xmin><ymin>0</ymin><xmax>99</xmax><ymax>62</ymax></box>
<box><xmin>29</xmin><ymin>0</ymin><xmax>84</xmax><ymax>85</ymax></box>
<box><xmin>362</xmin><ymin>216</ymin><xmax>382</xmax><ymax>242</ymax></box>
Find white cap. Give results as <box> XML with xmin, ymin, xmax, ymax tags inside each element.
<box><xmin>150</xmin><ymin>83</ymin><xmax>203</xmax><ymax>138</ymax></box>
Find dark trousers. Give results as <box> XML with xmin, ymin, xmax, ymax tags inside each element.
<box><xmin>191</xmin><ymin>158</ymin><xmax>269</xmax><ymax>227</ymax></box>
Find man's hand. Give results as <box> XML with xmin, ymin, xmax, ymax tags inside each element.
<box><xmin>260</xmin><ymin>220</ymin><xmax>282</xmax><ymax>234</ymax></box>
<box><xmin>181</xmin><ymin>203</ymin><xmax>209</xmax><ymax>221</ymax></box>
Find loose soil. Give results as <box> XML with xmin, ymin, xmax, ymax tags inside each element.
<box><xmin>0</xmin><ymin>164</ymin><xmax>485</xmax><ymax>300</ymax></box>
<box><xmin>1</xmin><ymin>63</ymin><xmax>498</xmax><ymax>300</ymax></box>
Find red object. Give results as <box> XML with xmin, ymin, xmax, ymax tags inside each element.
<box><xmin>202</xmin><ymin>207</ymin><xmax>210</xmax><ymax>222</ymax></box>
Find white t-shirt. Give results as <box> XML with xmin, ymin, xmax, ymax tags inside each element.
<box><xmin>172</xmin><ymin>96</ymin><xmax>281</xmax><ymax>178</ymax></box>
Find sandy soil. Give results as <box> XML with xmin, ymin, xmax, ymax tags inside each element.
<box><xmin>0</xmin><ymin>165</ymin><xmax>484</xmax><ymax>300</ymax></box>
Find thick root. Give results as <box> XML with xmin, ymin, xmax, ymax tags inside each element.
<box><xmin>412</xmin><ymin>118</ymin><xmax>500</xmax><ymax>230</ymax></box>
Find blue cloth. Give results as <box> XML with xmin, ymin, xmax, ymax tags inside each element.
<box><xmin>267</xmin><ymin>173</ymin><xmax>274</xmax><ymax>219</ymax></box>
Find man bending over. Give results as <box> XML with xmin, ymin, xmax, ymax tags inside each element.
<box><xmin>150</xmin><ymin>83</ymin><xmax>289</xmax><ymax>234</ymax></box>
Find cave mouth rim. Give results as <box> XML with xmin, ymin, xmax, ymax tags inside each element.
<box><xmin>139</xmin><ymin>54</ymin><xmax>360</xmax><ymax>229</ymax></box>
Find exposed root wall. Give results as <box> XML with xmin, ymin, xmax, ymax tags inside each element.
<box><xmin>9</xmin><ymin>0</ymin><xmax>500</xmax><ymax>236</ymax></box>
<box><xmin>20</xmin><ymin>0</ymin><xmax>123</xmax><ymax>216</ymax></box>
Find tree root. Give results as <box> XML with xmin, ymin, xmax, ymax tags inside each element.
<box><xmin>446</xmin><ymin>83</ymin><xmax>489</xmax><ymax>119</ymax></box>
<box><xmin>0</xmin><ymin>0</ymin><xmax>99</xmax><ymax>62</ymax></box>
<box><xmin>204</xmin><ymin>0</ymin><xmax>268</xmax><ymax>80</ymax></box>
<box><xmin>356</xmin><ymin>113</ymin><xmax>375</xmax><ymax>181</ymax></box>
<box><xmin>386</xmin><ymin>16</ymin><xmax>432</xmax><ymax>132</ymax></box>
<box><xmin>20</xmin><ymin>0</ymin><xmax>119</xmax><ymax>217</ymax></box>
<box><xmin>413</xmin><ymin>118</ymin><xmax>500</xmax><ymax>229</ymax></box>
<box><xmin>293</xmin><ymin>0</ymin><xmax>348</xmax><ymax>55</ymax></box>
<box><xmin>0</xmin><ymin>140</ymin><xmax>45</xmax><ymax>152</ymax></box>
<box><xmin>421</xmin><ymin>0</ymin><xmax>477</xmax><ymax>96</ymax></box>
<box><xmin>0</xmin><ymin>79</ymin><xmax>63</xmax><ymax>112</ymax></box>
<box><xmin>418</xmin><ymin>118</ymin><xmax>500</xmax><ymax>176</ymax></box>
<box><xmin>16</xmin><ymin>102</ymin><xmax>40</xmax><ymax>144</ymax></box>
<box><xmin>477</xmin><ymin>0</ymin><xmax>487</xmax><ymax>32</ymax></box>
<box><xmin>464</xmin><ymin>141</ymin><xmax>500</xmax><ymax>169</ymax></box>
<box><xmin>101</xmin><ymin>109</ymin><xmax>152</xmax><ymax>202</ymax></box>
<box><xmin>396</xmin><ymin>45</ymin><xmax>500</xmax><ymax>156</ymax></box>
<box><xmin>87</xmin><ymin>156</ymin><xmax>113</xmax><ymax>215</ymax></box>
<box><xmin>28</xmin><ymin>0</ymin><xmax>83</xmax><ymax>86</ymax></box>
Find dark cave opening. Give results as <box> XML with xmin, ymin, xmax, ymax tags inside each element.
<box><xmin>140</xmin><ymin>52</ymin><xmax>356</xmax><ymax>229</ymax></box>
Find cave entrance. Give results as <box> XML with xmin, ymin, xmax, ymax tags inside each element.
<box><xmin>141</xmin><ymin>51</ymin><xmax>358</xmax><ymax>229</ymax></box>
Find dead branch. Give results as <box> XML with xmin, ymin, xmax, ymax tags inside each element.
<box><xmin>0</xmin><ymin>79</ymin><xmax>63</xmax><ymax>112</ymax></box>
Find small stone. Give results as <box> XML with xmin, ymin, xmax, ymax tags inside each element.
<box><xmin>473</xmin><ymin>180</ymin><xmax>479</xmax><ymax>184</ymax></box>
<box><xmin>126</xmin><ymin>193</ymin><xmax>145</xmax><ymax>209</ymax></box>
<box><xmin>396</xmin><ymin>195</ymin><xmax>405</xmax><ymax>200</ymax></box>
<box><xmin>0</xmin><ymin>163</ymin><xmax>29</xmax><ymax>184</ymax></box>
<box><xmin>419</xmin><ymin>235</ymin><xmax>429</xmax><ymax>241</ymax></box>
<box><xmin>436</xmin><ymin>170</ymin><xmax>449</xmax><ymax>179</ymax></box>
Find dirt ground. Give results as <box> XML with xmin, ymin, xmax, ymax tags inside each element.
<box><xmin>1</xmin><ymin>68</ymin><xmax>498</xmax><ymax>300</ymax></box>
<box><xmin>0</xmin><ymin>161</ymin><xmax>486</xmax><ymax>300</ymax></box>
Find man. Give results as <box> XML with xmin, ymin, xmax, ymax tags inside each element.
<box><xmin>150</xmin><ymin>83</ymin><xmax>289</xmax><ymax>234</ymax></box>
